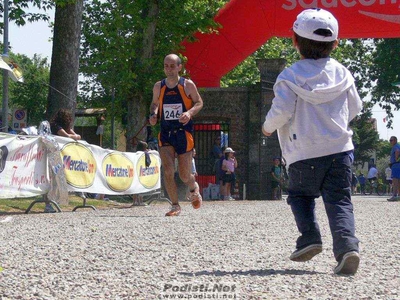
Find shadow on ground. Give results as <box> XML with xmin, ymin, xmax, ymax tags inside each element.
<box><xmin>179</xmin><ymin>268</ymin><xmax>324</xmax><ymax>277</ymax></box>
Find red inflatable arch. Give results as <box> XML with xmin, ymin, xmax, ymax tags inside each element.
<box><xmin>182</xmin><ymin>0</ymin><xmax>400</xmax><ymax>87</ymax></box>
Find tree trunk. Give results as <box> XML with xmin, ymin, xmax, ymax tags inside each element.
<box><xmin>126</xmin><ymin>1</ymin><xmax>159</xmax><ymax>151</ymax></box>
<box><xmin>126</xmin><ymin>93</ymin><xmax>148</xmax><ymax>151</ymax></box>
<box><xmin>46</xmin><ymin>0</ymin><xmax>84</xmax><ymax>121</ymax></box>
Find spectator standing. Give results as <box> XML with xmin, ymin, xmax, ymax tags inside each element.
<box><xmin>221</xmin><ymin>147</ymin><xmax>237</xmax><ymax>200</ymax></box>
<box><xmin>351</xmin><ymin>172</ymin><xmax>358</xmax><ymax>195</ymax></box>
<box><xmin>218</xmin><ymin>146</ymin><xmax>226</xmax><ymax>200</ymax></box>
<box><xmin>270</xmin><ymin>157</ymin><xmax>282</xmax><ymax>200</ymax></box>
<box><xmin>149</xmin><ymin>53</ymin><xmax>203</xmax><ymax>216</ymax></box>
<box><xmin>262</xmin><ymin>8</ymin><xmax>362</xmax><ymax>275</ymax></box>
<box><xmin>211</xmin><ymin>135</ymin><xmax>223</xmax><ymax>175</ymax></box>
<box><xmin>385</xmin><ymin>164</ymin><xmax>392</xmax><ymax>195</ymax></box>
<box><xmin>358</xmin><ymin>173</ymin><xmax>366</xmax><ymax>194</ymax></box>
<box><xmin>388</xmin><ymin>136</ymin><xmax>400</xmax><ymax>201</ymax></box>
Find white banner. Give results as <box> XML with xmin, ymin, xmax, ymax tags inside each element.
<box><xmin>0</xmin><ymin>133</ymin><xmax>161</xmax><ymax>199</ymax></box>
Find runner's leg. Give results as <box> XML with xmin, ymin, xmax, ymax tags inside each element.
<box><xmin>177</xmin><ymin>150</ymin><xmax>197</xmax><ymax>191</ymax></box>
<box><xmin>160</xmin><ymin>146</ymin><xmax>179</xmax><ymax>205</ymax></box>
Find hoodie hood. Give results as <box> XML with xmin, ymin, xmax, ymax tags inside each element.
<box><xmin>278</xmin><ymin>58</ymin><xmax>355</xmax><ymax>105</ymax></box>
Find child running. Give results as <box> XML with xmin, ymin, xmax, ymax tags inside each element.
<box><xmin>262</xmin><ymin>8</ymin><xmax>362</xmax><ymax>275</ymax></box>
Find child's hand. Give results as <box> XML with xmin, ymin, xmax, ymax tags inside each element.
<box><xmin>262</xmin><ymin>127</ymin><xmax>272</xmax><ymax>136</ymax></box>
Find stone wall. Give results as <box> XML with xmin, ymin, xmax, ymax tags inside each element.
<box><xmin>196</xmin><ymin>87</ymin><xmax>253</xmax><ymax>198</ymax></box>
<box><xmin>256</xmin><ymin>59</ymin><xmax>287</xmax><ymax>200</ymax></box>
<box><xmin>193</xmin><ymin>59</ymin><xmax>287</xmax><ymax>200</ymax></box>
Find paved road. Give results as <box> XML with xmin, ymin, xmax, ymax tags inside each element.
<box><xmin>0</xmin><ymin>195</ymin><xmax>398</xmax><ymax>299</ymax></box>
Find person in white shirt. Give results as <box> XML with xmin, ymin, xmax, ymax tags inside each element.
<box><xmin>367</xmin><ymin>165</ymin><xmax>378</xmax><ymax>183</ymax></box>
<box><xmin>385</xmin><ymin>164</ymin><xmax>392</xmax><ymax>195</ymax></box>
<box><xmin>262</xmin><ymin>8</ymin><xmax>361</xmax><ymax>275</ymax></box>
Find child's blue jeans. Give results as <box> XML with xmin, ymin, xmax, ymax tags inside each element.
<box><xmin>287</xmin><ymin>151</ymin><xmax>359</xmax><ymax>261</ymax></box>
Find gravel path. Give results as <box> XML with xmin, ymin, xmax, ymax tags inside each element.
<box><xmin>0</xmin><ymin>195</ymin><xmax>399</xmax><ymax>299</ymax></box>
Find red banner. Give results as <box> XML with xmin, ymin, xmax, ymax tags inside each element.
<box><xmin>182</xmin><ymin>0</ymin><xmax>400</xmax><ymax>87</ymax></box>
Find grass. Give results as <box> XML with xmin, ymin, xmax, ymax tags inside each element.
<box><xmin>0</xmin><ymin>194</ymin><xmax>136</xmax><ymax>215</ymax></box>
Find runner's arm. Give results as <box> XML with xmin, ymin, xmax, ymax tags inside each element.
<box><xmin>180</xmin><ymin>79</ymin><xmax>203</xmax><ymax>125</ymax></box>
<box><xmin>149</xmin><ymin>82</ymin><xmax>161</xmax><ymax>126</ymax></box>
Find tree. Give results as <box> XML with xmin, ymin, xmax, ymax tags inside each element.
<box><xmin>0</xmin><ymin>0</ymin><xmax>84</xmax><ymax>127</ymax></box>
<box><xmin>369</xmin><ymin>38</ymin><xmax>400</xmax><ymax>129</ymax></box>
<box><xmin>80</xmin><ymin>0</ymin><xmax>228</xmax><ymax>150</ymax></box>
<box><xmin>222</xmin><ymin>38</ymin><xmax>375</xmax><ymax>96</ymax></box>
<box><xmin>0</xmin><ymin>1</ymin><xmax>53</xmax><ymax>131</ymax></box>
<box><xmin>0</xmin><ymin>52</ymin><xmax>50</xmax><ymax>127</ymax></box>
<box><xmin>375</xmin><ymin>139</ymin><xmax>392</xmax><ymax>160</ymax></box>
<box><xmin>9</xmin><ymin>54</ymin><xmax>50</xmax><ymax>126</ymax></box>
<box><xmin>45</xmin><ymin>0</ymin><xmax>84</xmax><ymax>120</ymax></box>
<box><xmin>350</xmin><ymin>112</ymin><xmax>380</xmax><ymax>168</ymax></box>
<box><xmin>0</xmin><ymin>0</ymin><xmax>53</xmax><ymax>33</ymax></box>
<box><xmin>222</xmin><ymin>38</ymin><xmax>383</xmax><ymax>167</ymax></box>
<box><xmin>221</xmin><ymin>37</ymin><xmax>297</xmax><ymax>87</ymax></box>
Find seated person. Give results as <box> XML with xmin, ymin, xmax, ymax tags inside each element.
<box><xmin>50</xmin><ymin>108</ymin><xmax>81</xmax><ymax>140</ymax></box>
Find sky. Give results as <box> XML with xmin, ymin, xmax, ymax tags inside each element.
<box><xmin>8</xmin><ymin>15</ymin><xmax>53</xmax><ymax>60</ymax></box>
<box><xmin>5</xmin><ymin>11</ymin><xmax>400</xmax><ymax>141</ymax></box>
<box><xmin>372</xmin><ymin>103</ymin><xmax>399</xmax><ymax>141</ymax></box>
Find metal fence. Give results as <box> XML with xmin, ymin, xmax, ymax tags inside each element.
<box><xmin>193</xmin><ymin>122</ymin><xmax>230</xmax><ymax>193</ymax></box>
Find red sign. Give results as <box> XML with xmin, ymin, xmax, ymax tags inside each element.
<box><xmin>182</xmin><ymin>0</ymin><xmax>400</xmax><ymax>87</ymax></box>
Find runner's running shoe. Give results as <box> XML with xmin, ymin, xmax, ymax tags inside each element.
<box><xmin>165</xmin><ymin>204</ymin><xmax>181</xmax><ymax>217</ymax></box>
<box><xmin>189</xmin><ymin>182</ymin><xmax>202</xmax><ymax>209</ymax></box>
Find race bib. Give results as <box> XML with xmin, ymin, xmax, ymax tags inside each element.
<box><xmin>163</xmin><ymin>104</ymin><xmax>183</xmax><ymax>120</ymax></box>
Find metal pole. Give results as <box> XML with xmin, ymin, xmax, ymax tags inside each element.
<box><xmin>111</xmin><ymin>88</ymin><xmax>115</xmax><ymax>149</ymax></box>
<box><xmin>2</xmin><ymin>0</ymin><xmax>9</xmax><ymax>132</ymax></box>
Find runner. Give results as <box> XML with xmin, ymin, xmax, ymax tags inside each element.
<box><xmin>149</xmin><ymin>54</ymin><xmax>203</xmax><ymax>216</ymax></box>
